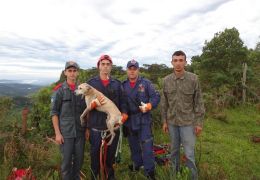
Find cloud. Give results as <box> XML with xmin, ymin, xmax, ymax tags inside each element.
<box><xmin>0</xmin><ymin>0</ymin><xmax>259</xmax><ymax>84</ymax></box>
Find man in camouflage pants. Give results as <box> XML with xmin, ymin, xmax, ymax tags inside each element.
<box><xmin>161</xmin><ymin>50</ymin><xmax>205</xmax><ymax>180</ymax></box>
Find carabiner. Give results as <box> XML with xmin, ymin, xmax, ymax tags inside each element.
<box><xmin>101</xmin><ymin>131</ymin><xmax>107</xmax><ymax>139</ymax></box>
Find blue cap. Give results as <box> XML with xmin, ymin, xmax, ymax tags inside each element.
<box><xmin>127</xmin><ymin>59</ymin><xmax>139</xmax><ymax>68</ymax></box>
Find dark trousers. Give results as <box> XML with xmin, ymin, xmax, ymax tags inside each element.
<box><xmin>60</xmin><ymin>136</ymin><xmax>85</xmax><ymax>180</ymax></box>
<box><xmin>89</xmin><ymin>129</ymin><xmax>119</xmax><ymax>180</ymax></box>
<box><xmin>127</xmin><ymin>124</ymin><xmax>155</xmax><ymax>176</ymax></box>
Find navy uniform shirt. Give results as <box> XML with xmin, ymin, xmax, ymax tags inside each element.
<box><xmin>50</xmin><ymin>81</ymin><xmax>86</xmax><ymax>138</ymax></box>
<box><xmin>87</xmin><ymin>76</ymin><xmax>127</xmax><ymax>130</ymax></box>
<box><xmin>122</xmin><ymin>76</ymin><xmax>160</xmax><ymax>130</ymax></box>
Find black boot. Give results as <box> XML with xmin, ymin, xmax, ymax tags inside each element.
<box><xmin>147</xmin><ymin>171</ymin><xmax>156</xmax><ymax>180</ymax></box>
<box><xmin>107</xmin><ymin>167</ymin><xmax>116</xmax><ymax>180</ymax></box>
<box><xmin>128</xmin><ymin>164</ymin><xmax>140</xmax><ymax>172</ymax></box>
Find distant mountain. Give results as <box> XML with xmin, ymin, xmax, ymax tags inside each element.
<box><xmin>0</xmin><ymin>81</ymin><xmax>43</xmax><ymax>97</ymax></box>
<box><xmin>0</xmin><ymin>79</ymin><xmax>52</xmax><ymax>85</ymax></box>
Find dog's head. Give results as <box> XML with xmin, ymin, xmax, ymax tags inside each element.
<box><xmin>75</xmin><ymin>83</ymin><xmax>94</xmax><ymax>96</ymax></box>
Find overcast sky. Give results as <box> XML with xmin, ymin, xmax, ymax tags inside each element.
<box><xmin>0</xmin><ymin>0</ymin><xmax>259</xmax><ymax>84</ymax></box>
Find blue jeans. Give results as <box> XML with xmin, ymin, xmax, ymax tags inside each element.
<box><xmin>168</xmin><ymin>124</ymin><xmax>198</xmax><ymax>180</ymax></box>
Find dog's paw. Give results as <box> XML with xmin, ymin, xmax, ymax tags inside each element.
<box><xmin>107</xmin><ymin>133</ymin><xmax>115</xmax><ymax>145</ymax></box>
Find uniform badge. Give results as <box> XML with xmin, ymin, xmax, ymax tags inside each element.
<box><xmin>138</xmin><ymin>84</ymin><xmax>145</xmax><ymax>92</ymax></box>
<box><xmin>131</xmin><ymin>59</ymin><xmax>137</xmax><ymax>64</ymax></box>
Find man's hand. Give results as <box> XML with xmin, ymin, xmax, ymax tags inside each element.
<box><xmin>90</xmin><ymin>95</ymin><xmax>106</xmax><ymax>109</ymax></box>
<box><xmin>162</xmin><ymin>122</ymin><xmax>169</xmax><ymax>133</ymax></box>
<box><xmin>194</xmin><ymin>126</ymin><xmax>202</xmax><ymax>136</ymax></box>
<box><xmin>85</xmin><ymin>129</ymin><xmax>90</xmax><ymax>141</ymax></box>
<box><xmin>139</xmin><ymin>102</ymin><xmax>152</xmax><ymax>113</ymax></box>
<box><xmin>120</xmin><ymin>113</ymin><xmax>128</xmax><ymax>124</ymax></box>
<box><xmin>55</xmin><ymin>133</ymin><xmax>64</xmax><ymax>144</ymax></box>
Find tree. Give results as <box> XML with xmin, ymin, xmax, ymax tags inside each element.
<box><xmin>192</xmin><ymin>28</ymin><xmax>248</xmax><ymax>92</ymax></box>
<box><xmin>247</xmin><ymin>44</ymin><xmax>260</xmax><ymax>99</ymax></box>
<box><xmin>0</xmin><ymin>96</ymin><xmax>13</xmax><ymax>119</ymax></box>
<box><xmin>141</xmin><ymin>64</ymin><xmax>172</xmax><ymax>84</ymax></box>
<box><xmin>29</xmin><ymin>86</ymin><xmax>54</xmax><ymax>136</ymax></box>
<box><xmin>255</xmin><ymin>41</ymin><xmax>260</xmax><ymax>51</ymax></box>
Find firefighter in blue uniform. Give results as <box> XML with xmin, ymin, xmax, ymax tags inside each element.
<box><xmin>51</xmin><ymin>61</ymin><xmax>86</xmax><ymax>180</ymax></box>
<box><xmin>87</xmin><ymin>54</ymin><xmax>128</xmax><ymax>180</ymax></box>
<box><xmin>122</xmin><ymin>59</ymin><xmax>160</xmax><ymax>180</ymax></box>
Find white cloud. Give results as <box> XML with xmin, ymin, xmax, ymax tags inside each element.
<box><xmin>0</xmin><ymin>0</ymin><xmax>259</xmax><ymax>84</ymax></box>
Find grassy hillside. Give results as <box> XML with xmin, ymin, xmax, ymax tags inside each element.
<box><xmin>198</xmin><ymin>106</ymin><xmax>260</xmax><ymax>179</ymax></box>
<box><xmin>0</xmin><ymin>105</ymin><xmax>259</xmax><ymax>179</ymax></box>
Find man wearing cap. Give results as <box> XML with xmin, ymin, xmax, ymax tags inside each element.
<box><xmin>122</xmin><ymin>59</ymin><xmax>160</xmax><ymax>180</ymax></box>
<box><xmin>86</xmin><ymin>54</ymin><xmax>128</xmax><ymax>180</ymax></box>
<box><xmin>50</xmin><ymin>61</ymin><xmax>87</xmax><ymax>180</ymax></box>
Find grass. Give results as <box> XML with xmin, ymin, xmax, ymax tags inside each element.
<box><xmin>0</xmin><ymin>104</ymin><xmax>260</xmax><ymax>179</ymax></box>
<box><xmin>199</xmin><ymin>105</ymin><xmax>260</xmax><ymax>180</ymax></box>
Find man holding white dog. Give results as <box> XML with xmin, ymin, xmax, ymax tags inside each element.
<box><xmin>122</xmin><ymin>59</ymin><xmax>160</xmax><ymax>180</ymax></box>
<box><xmin>87</xmin><ymin>54</ymin><xmax>128</xmax><ymax>180</ymax></box>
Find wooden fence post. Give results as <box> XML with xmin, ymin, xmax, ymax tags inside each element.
<box><xmin>22</xmin><ymin>107</ymin><xmax>29</xmax><ymax>135</ymax></box>
<box><xmin>242</xmin><ymin>63</ymin><xmax>247</xmax><ymax>103</ymax></box>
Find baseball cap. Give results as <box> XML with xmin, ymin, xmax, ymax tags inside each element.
<box><xmin>97</xmin><ymin>54</ymin><xmax>113</xmax><ymax>67</ymax></box>
<box><xmin>65</xmin><ymin>61</ymin><xmax>79</xmax><ymax>70</ymax></box>
<box><xmin>127</xmin><ymin>59</ymin><xmax>139</xmax><ymax>68</ymax></box>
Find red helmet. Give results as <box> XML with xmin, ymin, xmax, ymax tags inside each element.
<box><xmin>97</xmin><ymin>54</ymin><xmax>113</xmax><ymax>68</ymax></box>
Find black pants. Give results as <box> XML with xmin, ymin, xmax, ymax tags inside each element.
<box><xmin>60</xmin><ymin>136</ymin><xmax>85</xmax><ymax>180</ymax></box>
<box><xmin>89</xmin><ymin>129</ymin><xmax>119</xmax><ymax>180</ymax></box>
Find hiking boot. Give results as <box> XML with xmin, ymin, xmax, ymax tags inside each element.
<box><xmin>147</xmin><ymin>171</ymin><xmax>156</xmax><ymax>180</ymax></box>
<box><xmin>128</xmin><ymin>164</ymin><xmax>140</xmax><ymax>172</ymax></box>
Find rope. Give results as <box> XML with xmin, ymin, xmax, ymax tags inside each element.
<box><xmin>99</xmin><ymin>131</ymin><xmax>108</xmax><ymax>180</ymax></box>
<box><xmin>115</xmin><ymin>126</ymin><xmax>123</xmax><ymax>163</ymax></box>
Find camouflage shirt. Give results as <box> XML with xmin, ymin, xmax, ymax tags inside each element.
<box><xmin>161</xmin><ymin>71</ymin><xmax>205</xmax><ymax>126</ymax></box>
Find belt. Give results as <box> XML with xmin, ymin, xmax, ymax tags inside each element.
<box><xmin>91</xmin><ymin>128</ymin><xmax>106</xmax><ymax>132</ymax></box>
<box><xmin>91</xmin><ymin>128</ymin><xmax>119</xmax><ymax>132</ymax></box>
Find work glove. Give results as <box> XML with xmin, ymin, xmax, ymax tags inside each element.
<box><xmin>139</xmin><ymin>102</ymin><xmax>152</xmax><ymax>113</ymax></box>
<box><xmin>114</xmin><ymin>113</ymin><xmax>128</xmax><ymax>127</ymax></box>
<box><xmin>90</xmin><ymin>95</ymin><xmax>106</xmax><ymax>109</ymax></box>
<box><xmin>120</xmin><ymin>113</ymin><xmax>128</xmax><ymax>124</ymax></box>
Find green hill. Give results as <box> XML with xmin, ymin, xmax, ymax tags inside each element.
<box><xmin>0</xmin><ymin>82</ymin><xmax>42</xmax><ymax>97</ymax></box>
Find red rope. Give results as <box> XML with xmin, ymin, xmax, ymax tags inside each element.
<box><xmin>104</xmin><ymin>141</ymin><xmax>108</xmax><ymax>177</ymax></box>
<box><xmin>100</xmin><ymin>139</ymin><xmax>108</xmax><ymax>180</ymax></box>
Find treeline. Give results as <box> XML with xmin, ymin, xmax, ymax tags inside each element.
<box><xmin>1</xmin><ymin>27</ymin><xmax>260</xmax><ymax>136</ymax></box>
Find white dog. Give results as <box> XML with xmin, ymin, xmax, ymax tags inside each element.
<box><xmin>75</xmin><ymin>83</ymin><xmax>123</xmax><ymax>145</ymax></box>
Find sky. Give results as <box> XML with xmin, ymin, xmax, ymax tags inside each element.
<box><xmin>0</xmin><ymin>0</ymin><xmax>259</xmax><ymax>85</ymax></box>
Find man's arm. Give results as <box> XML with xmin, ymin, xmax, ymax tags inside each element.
<box><xmin>160</xmin><ymin>78</ymin><xmax>168</xmax><ymax>123</ymax></box>
<box><xmin>139</xmin><ymin>81</ymin><xmax>160</xmax><ymax>113</ymax></box>
<box><xmin>119</xmin><ymin>84</ymin><xmax>128</xmax><ymax>114</ymax></box>
<box><xmin>147</xmin><ymin>81</ymin><xmax>160</xmax><ymax>109</ymax></box>
<box><xmin>50</xmin><ymin>90</ymin><xmax>64</xmax><ymax>144</ymax></box>
<box><xmin>160</xmin><ymin>78</ymin><xmax>169</xmax><ymax>133</ymax></box>
<box><xmin>52</xmin><ymin>115</ymin><xmax>64</xmax><ymax>144</ymax></box>
<box><xmin>193</xmin><ymin>76</ymin><xmax>205</xmax><ymax>136</ymax></box>
<box><xmin>119</xmin><ymin>83</ymin><xmax>129</xmax><ymax>123</ymax></box>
